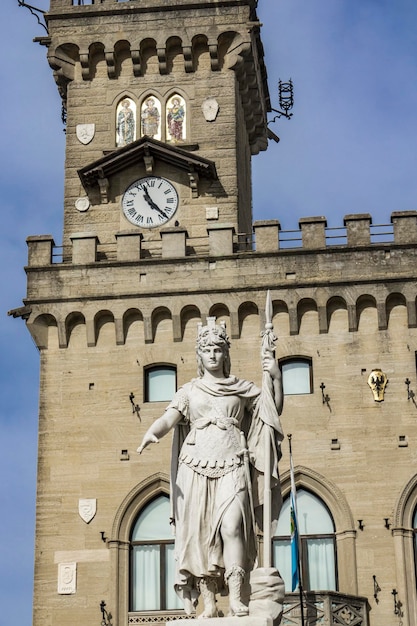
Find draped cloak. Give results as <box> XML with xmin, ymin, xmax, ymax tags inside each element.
<box><xmin>167</xmin><ymin>376</ymin><xmax>284</xmax><ymax>611</ymax></box>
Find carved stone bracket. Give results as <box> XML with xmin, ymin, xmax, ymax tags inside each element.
<box><xmin>143</xmin><ymin>155</ymin><xmax>154</xmax><ymax>174</ymax></box>
<box><xmin>209</xmin><ymin>43</ymin><xmax>220</xmax><ymax>71</ymax></box>
<box><xmin>131</xmin><ymin>49</ymin><xmax>142</xmax><ymax>77</ymax></box>
<box><xmin>98</xmin><ymin>176</ymin><xmax>110</xmax><ymax>204</ymax></box>
<box><xmin>188</xmin><ymin>170</ymin><xmax>200</xmax><ymax>199</ymax></box>
<box><xmin>106</xmin><ymin>51</ymin><xmax>116</xmax><ymax>79</ymax></box>
<box><xmin>157</xmin><ymin>48</ymin><xmax>167</xmax><ymax>75</ymax></box>
<box><xmin>80</xmin><ymin>52</ymin><xmax>90</xmax><ymax>80</ymax></box>
<box><xmin>183</xmin><ymin>46</ymin><xmax>194</xmax><ymax>73</ymax></box>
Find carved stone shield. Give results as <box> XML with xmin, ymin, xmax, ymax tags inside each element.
<box><xmin>76</xmin><ymin>123</ymin><xmax>95</xmax><ymax>145</ymax></box>
<box><xmin>78</xmin><ymin>498</ymin><xmax>97</xmax><ymax>524</ymax></box>
<box><xmin>201</xmin><ymin>97</ymin><xmax>219</xmax><ymax>122</ymax></box>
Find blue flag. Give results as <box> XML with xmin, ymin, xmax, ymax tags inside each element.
<box><xmin>290</xmin><ymin>452</ymin><xmax>299</xmax><ymax>591</ymax></box>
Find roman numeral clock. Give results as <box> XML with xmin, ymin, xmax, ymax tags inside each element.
<box><xmin>122</xmin><ymin>176</ymin><xmax>179</xmax><ymax>229</ymax></box>
<box><xmin>77</xmin><ymin>136</ymin><xmax>219</xmax><ymax>241</ymax></box>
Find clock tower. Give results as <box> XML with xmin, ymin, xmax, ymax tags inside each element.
<box><xmin>45</xmin><ymin>0</ymin><xmax>270</xmax><ymax>244</ymax></box>
<box><xmin>24</xmin><ymin>1</ymin><xmax>272</xmax><ymax>625</ymax></box>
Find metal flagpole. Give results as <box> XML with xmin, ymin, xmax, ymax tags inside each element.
<box><xmin>288</xmin><ymin>434</ymin><xmax>305</xmax><ymax>626</ymax></box>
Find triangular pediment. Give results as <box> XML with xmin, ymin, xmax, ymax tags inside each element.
<box><xmin>78</xmin><ymin>137</ymin><xmax>217</xmax><ymax>189</ymax></box>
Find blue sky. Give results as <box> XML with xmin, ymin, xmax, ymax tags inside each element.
<box><xmin>1</xmin><ymin>1</ymin><xmax>417</xmax><ymax>624</ymax></box>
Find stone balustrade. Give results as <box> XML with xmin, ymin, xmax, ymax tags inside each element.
<box><xmin>282</xmin><ymin>591</ymin><xmax>370</xmax><ymax>626</ymax></box>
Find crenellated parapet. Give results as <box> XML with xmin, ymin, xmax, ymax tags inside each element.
<box><xmin>25</xmin><ymin>211</ymin><xmax>417</xmax><ymax>265</ymax></box>
<box><xmin>22</xmin><ymin>210</ymin><xmax>417</xmax><ymax>350</ymax></box>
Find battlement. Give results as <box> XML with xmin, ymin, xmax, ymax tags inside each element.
<box><xmin>26</xmin><ymin>211</ymin><xmax>417</xmax><ymax>266</ymax></box>
<box><xmin>48</xmin><ymin>0</ymin><xmax>257</xmax><ymax>11</ymax></box>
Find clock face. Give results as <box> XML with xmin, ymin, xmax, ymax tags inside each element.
<box><xmin>121</xmin><ymin>176</ymin><xmax>179</xmax><ymax>228</ymax></box>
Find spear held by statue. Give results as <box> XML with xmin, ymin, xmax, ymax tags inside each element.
<box><xmin>260</xmin><ymin>289</ymin><xmax>284</xmax><ymax>567</ymax></box>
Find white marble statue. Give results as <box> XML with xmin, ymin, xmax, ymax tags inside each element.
<box><xmin>138</xmin><ymin>317</ymin><xmax>283</xmax><ymax>618</ymax></box>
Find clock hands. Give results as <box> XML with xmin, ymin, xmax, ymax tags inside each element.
<box><xmin>123</xmin><ymin>177</ymin><xmax>178</xmax><ymax>228</ymax></box>
<box><xmin>142</xmin><ymin>186</ymin><xmax>169</xmax><ymax>219</ymax></box>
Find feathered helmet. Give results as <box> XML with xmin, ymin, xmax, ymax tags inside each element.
<box><xmin>196</xmin><ymin>317</ymin><xmax>231</xmax><ymax>377</ymax></box>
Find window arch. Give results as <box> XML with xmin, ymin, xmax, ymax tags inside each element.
<box><xmin>280</xmin><ymin>357</ymin><xmax>313</xmax><ymax>395</ymax></box>
<box><xmin>144</xmin><ymin>365</ymin><xmax>176</xmax><ymax>402</ymax></box>
<box><xmin>273</xmin><ymin>488</ymin><xmax>337</xmax><ymax>592</ymax></box>
<box><xmin>166</xmin><ymin>94</ymin><xmax>186</xmax><ymax>143</ymax></box>
<box><xmin>277</xmin><ymin>466</ymin><xmax>356</xmax><ymax>596</ymax></box>
<box><xmin>413</xmin><ymin>507</ymin><xmax>417</xmax><ymax>575</ymax></box>
<box><xmin>116</xmin><ymin>96</ymin><xmax>136</xmax><ymax>147</ymax></box>
<box><xmin>393</xmin><ymin>474</ymin><xmax>417</xmax><ymax>621</ymax></box>
<box><xmin>131</xmin><ymin>495</ymin><xmax>182</xmax><ymax>611</ymax></box>
<box><xmin>140</xmin><ymin>95</ymin><xmax>162</xmax><ymax>140</ymax></box>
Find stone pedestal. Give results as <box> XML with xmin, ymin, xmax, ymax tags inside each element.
<box><xmin>176</xmin><ymin>568</ymin><xmax>284</xmax><ymax>626</ymax></box>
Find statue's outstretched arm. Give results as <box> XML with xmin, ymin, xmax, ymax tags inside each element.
<box><xmin>137</xmin><ymin>408</ymin><xmax>182</xmax><ymax>454</ymax></box>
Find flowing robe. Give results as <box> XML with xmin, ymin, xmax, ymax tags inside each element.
<box><xmin>167</xmin><ymin>376</ymin><xmax>283</xmax><ymax>610</ymax></box>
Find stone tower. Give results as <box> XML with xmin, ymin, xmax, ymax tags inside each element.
<box><xmin>23</xmin><ymin>1</ymin><xmax>273</xmax><ymax>625</ymax></box>
<box><xmin>46</xmin><ymin>0</ymin><xmax>270</xmax><ymax>245</ymax></box>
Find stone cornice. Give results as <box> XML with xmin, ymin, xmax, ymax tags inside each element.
<box><xmin>78</xmin><ymin>136</ymin><xmax>217</xmax><ymax>191</ymax></box>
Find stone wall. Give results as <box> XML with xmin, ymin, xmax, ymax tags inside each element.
<box><xmin>22</xmin><ymin>210</ymin><xmax>417</xmax><ymax>626</ymax></box>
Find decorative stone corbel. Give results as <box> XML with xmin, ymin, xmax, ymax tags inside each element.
<box><xmin>157</xmin><ymin>47</ymin><xmax>167</xmax><ymax>75</ymax></box>
<box><xmin>143</xmin><ymin>155</ymin><xmax>154</xmax><ymax>174</ymax></box>
<box><xmin>105</xmin><ymin>51</ymin><xmax>116</xmax><ymax>79</ymax></box>
<box><xmin>183</xmin><ymin>46</ymin><xmax>193</xmax><ymax>73</ymax></box>
<box><xmin>97</xmin><ymin>175</ymin><xmax>110</xmax><ymax>204</ymax></box>
<box><xmin>209</xmin><ymin>43</ymin><xmax>220</xmax><ymax>71</ymax></box>
<box><xmin>53</xmin><ymin>71</ymin><xmax>70</xmax><ymax>109</ymax></box>
<box><xmin>79</xmin><ymin>52</ymin><xmax>90</xmax><ymax>80</ymax></box>
<box><xmin>188</xmin><ymin>170</ymin><xmax>199</xmax><ymax>199</ymax></box>
<box><xmin>132</xmin><ymin>49</ymin><xmax>142</xmax><ymax>77</ymax></box>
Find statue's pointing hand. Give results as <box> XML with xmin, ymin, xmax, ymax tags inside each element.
<box><xmin>137</xmin><ymin>433</ymin><xmax>159</xmax><ymax>454</ymax></box>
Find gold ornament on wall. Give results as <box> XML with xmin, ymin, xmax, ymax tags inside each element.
<box><xmin>367</xmin><ymin>369</ymin><xmax>388</xmax><ymax>402</ymax></box>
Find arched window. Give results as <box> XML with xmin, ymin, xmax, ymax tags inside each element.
<box><xmin>131</xmin><ymin>495</ymin><xmax>182</xmax><ymax>611</ymax></box>
<box><xmin>116</xmin><ymin>97</ymin><xmax>136</xmax><ymax>147</ymax></box>
<box><xmin>414</xmin><ymin>507</ymin><xmax>417</xmax><ymax>578</ymax></box>
<box><xmin>280</xmin><ymin>357</ymin><xmax>313</xmax><ymax>395</ymax></box>
<box><xmin>273</xmin><ymin>489</ymin><xmax>337</xmax><ymax>592</ymax></box>
<box><xmin>144</xmin><ymin>365</ymin><xmax>176</xmax><ymax>402</ymax></box>
<box><xmin>140</xmin><ymin>95</ymin><xmax>162</xmax><ymax>140</ymax></box>
<box><xmin>166</xmin><ymin>94</ymin><xmax>186</xmax><ymax>143</ymax></box>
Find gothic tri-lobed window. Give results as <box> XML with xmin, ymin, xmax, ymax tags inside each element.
<box><xmin>166</xmin><ymin>94</ymin><xmax>186</xmax><ymax>143</ymax></box>
<box><xmin>116</xmin><ymin>97</ymin><xmax>136</xmax><ymax>147</ymax></box>
<box><xmin>115</xmin><ymin>93</ymin><xmax>187</xmax><ymax>146</ymax></box>
<box><xmin>140</xmin><ymin>96</ymin><xmax>162</xmax><ymax>140</ymax></box>
<box><xmin>273</xmin><ymin>489</ymin><xmax>337</xmax><ymax>592</ymax></box>
<box><xmin>130</xmin><ymin>495</ymin><xmax>182</xmax><ymax>611</ymax></box>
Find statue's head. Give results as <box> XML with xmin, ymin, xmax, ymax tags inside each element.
<box><xmin>196</xmin><ymin>317</ymin><xmax>231</xmax><ymax>377</ymax></box>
